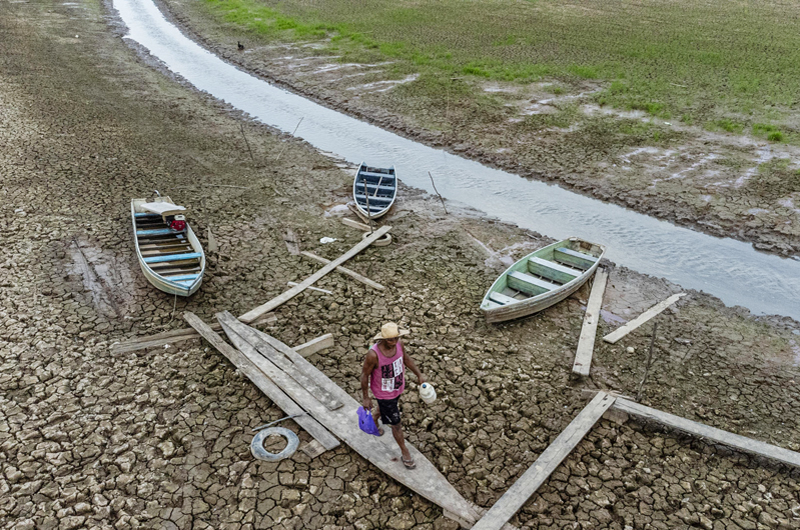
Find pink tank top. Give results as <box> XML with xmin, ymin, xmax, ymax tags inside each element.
<box><xmin>369</xmin><ymin>342</ymin><xmax>405</xmax><ymax>400</ymax></box>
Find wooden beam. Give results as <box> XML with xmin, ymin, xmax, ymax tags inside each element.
<box><xmin>301</xmin><ymin>251</ymin><xmax>385</xmax><ymax>290</ymax></box>
<box><xmin>613</xmin><ymin>398</ymin><xmax>800</xmax><ymax>469</ymax></box>
<box><xmin>288</xmin><ymin>281</ymin><xmax>332</xmax><ymax>295</ymax></box>
<box><xmin>603</xmin><ymin>293</ymin><xmax>685</xmax><ymax>344</ymax></box>
<box><xmin>182</xmin><ymin>312</ymin><xmax>339</xmax><ymax>451</ymax></box>
<box><xmin>110</xmin><ymin>313</ymin><xmax>276</xmax><ymax>354</ymax></box>
<box><xmin>218</xmin><ymin>323</ymin><xmax>487</xmax><ymax>528</ymax></box>
<box><xmin>239</xmin><ymin>226</ymin><xmax>391</xmax><ymax>323</ymax></box>
<box><xmin>341</xmin><ymin>217</ymin><xmax>372</xmax><ymax>231</ymax></box>
<box><xmin>572</xmin><ymin>268</ymin><xmax>609</xmax><ymax>377</ymax></box>
<box><xmin>293</xmin><ymin>333</ymin><xmax>334</xmax><ymax>358</ymax></box>
<box><xmin>470</xmin><ymin>393</ymin><xmax>616</xmax><ymax>530</ymax></box>
<box><xmin>217</xmin><ymin>312</ymin><xmax>343</xmax><ymax>411</ymax></box>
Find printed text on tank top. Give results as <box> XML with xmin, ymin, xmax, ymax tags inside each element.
<box><xmin>369</xmin><ymin>342</ymin><xmax>405</xmax><ymax>400</ymax></box>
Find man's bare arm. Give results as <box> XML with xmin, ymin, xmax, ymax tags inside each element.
<box><xmin>361</xmin><ymin>350</ymin><xmax>378</xmax><ymax>408</ymax></box>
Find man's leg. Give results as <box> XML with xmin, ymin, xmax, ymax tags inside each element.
<box><xmin>371</xmin><ymin>406</ymin><xmax>383</xmax><ymax>435</ymax></box>
<box><xmin>390</xmin><ymin>423</ymin><xmax>411</xmax><ymax>462</ymax></box>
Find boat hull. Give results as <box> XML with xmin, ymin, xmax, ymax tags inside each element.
<box><xmin>481</xmin><ymin>238</ymin><xmax>605</xmax><ymax>323</ymax></box>
<box><xmin>131</xmin><ymin>198</ymin><xmax>205</xmax><ymax>297</ymax></box>
<box><xmin>353</xmin><ymin>162</ymin><xmax>397</xmax><ymax>219</ymax></box>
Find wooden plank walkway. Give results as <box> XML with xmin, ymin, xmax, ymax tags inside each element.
<box><xmin>217</xmin><ymin>317</ymin><xmax>499</xmax><ymax>529</ymax></box>
<box><xmin>218</xmin><ymin>313</ymin><xmax>342</xmax><ymax>411</ymax></box>
<box><xmin>293</xmin><ymin>333</ymin><xmax>334</xmax><ymax>358</ymax></box>
<box><xmin>613</xmin><ymin>398</ymin><xmax>800</xmax><ymax>469</ymax></box>
<box><xmin>470</xmin><ymin>393</ymin><xmax>616</xmax><ymax>530</ymax></box>
<box><xmin>572</xmin><ymin>268</ymin><xmax>609</xmax><ymax>377</ymax></box>
<box><xmin>240</xmin><ymin>225</ymin><xmax>391</xmax><ymax>322</ymax></box>
<box><xmin>603</xmin><ymin>293</ymin><xmax>685</xmax><ymax>344</ymax></box>
<box><xmin>183</xmin><ymin>312</ymin><xmax>339</xmax><ymax>451</ymax></box>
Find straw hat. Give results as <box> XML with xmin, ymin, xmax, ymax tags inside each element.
<box><xmin>372</xmin><ymin>322</ymin><xmax>410</xmax><ymax>341</ymax></box>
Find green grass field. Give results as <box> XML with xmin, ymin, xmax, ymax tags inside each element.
<box><xmin>202</xmin><ymin>0</ymin><xmax>800</xmax><ymax>140</ymax></box>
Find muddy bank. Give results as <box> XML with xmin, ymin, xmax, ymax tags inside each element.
<box><xmin>1</xmin><ymin>1</ymin><xmax>799</xmax><ymax>529</ymax></box>
<box><xmin>154</xmin><ymin>0</ymin><xmax>800</xmax><ymax>259</ymax></box>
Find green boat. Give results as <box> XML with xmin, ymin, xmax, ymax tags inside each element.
<box><xmin>480</xmin><ymin>237</ymin><xmax>605</xmax><ymax>323</ymax></box>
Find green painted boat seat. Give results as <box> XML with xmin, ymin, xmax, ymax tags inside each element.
<box><xmin>527</xmin><ymin>257</ymin><xmax>578</xmax><ymax>284</ymax></box>
<box><xmin>554</xmin><ymin>247</ymin><xmax>598</xmax><ymax>270</ymax></box>
<box><xmin>488</xmin><ymin>291</ymin><xmax>519</xmax><ymax>305</ymax></box>
<box><xmin>143</xmin><ymin>252</ymin><xmax>202</xmax><ymax>264</ymax></box>
<box><xmin>507</xmin><ymin>271</ymin><xmax>559</xmax><ymax>296</ymax></box>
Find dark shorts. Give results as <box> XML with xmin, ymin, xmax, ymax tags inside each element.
<box><xmin>376</xmin><ymin>397</ymin><xmax>402</xmax><ymax>426</ymax></box>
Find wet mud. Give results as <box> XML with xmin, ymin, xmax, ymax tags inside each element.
<box><xmin>0</xmin><ymin>1</ymin><xmax>799</xmax><ymax>529</ymax></box>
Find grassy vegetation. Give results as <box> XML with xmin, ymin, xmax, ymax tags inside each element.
<box><xmin>201</xmin><ymin>0</ymin><xmax>800</xmax><ymax>138</ymax></box>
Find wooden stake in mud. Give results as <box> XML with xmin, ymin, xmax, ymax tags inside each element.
<box><xmin>362</xmin><ymin>177</ymin><xmax>374</xmax><ymax>234</ymax></box>
<box><xmin>240</xmin><ymin>123</ymin><xmax>255</xmax><ymax>165</ymax></box>
<box><xmin>274</xmin><ymin>117</ymin><xmax>304</xmax><ymax>162</ymax></box>
<box><xmin>428</xmin><ymin>171</ymin><xmax>448</xmax><ymax>214</ymax></box>
<box><xmin>636</xmin><ymin>322</ymin><xmax>657</xmax><ymax>401</ymax></box>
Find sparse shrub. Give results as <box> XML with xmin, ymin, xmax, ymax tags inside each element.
<box><xmin>768</xmin><ymin>131</ymin><xmax>784</xmax><ymax>142</ymax></box>
<box><xmin>713</xmin><ymin>118</ymin><xmax>744</xmax><ymax>133</ymax></box>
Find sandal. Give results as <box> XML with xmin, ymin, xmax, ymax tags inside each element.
<box><xmin>376</xmin><ymin>426</ymin><xmax>385</xmax><ymax>436</ymax></box>
<box><xmin>401</xmin><ymin>456</ymin><xmax>416</xmax><ymax>469</ymax></box>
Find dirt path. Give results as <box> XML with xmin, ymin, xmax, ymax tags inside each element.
<box><xmin>0</xmin><ymin>1</ymin><xmax>798</xmax><ymax>529</ymax></box>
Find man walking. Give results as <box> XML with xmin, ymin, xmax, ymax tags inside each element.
<box><xmin>361</xmin><ymin>322</ymin><xmax>426</xmax><ymax>469</ymax></box>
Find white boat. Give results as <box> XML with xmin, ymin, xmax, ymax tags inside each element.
<box><xmin>131</xmin><ymin>196</ymin><xmax>205</xmax><ymax>296</ymax></box>
<box><xmin>480</xmin><ymin>237</ymin><xmax>605</xmax><ymax>322</ymax></box>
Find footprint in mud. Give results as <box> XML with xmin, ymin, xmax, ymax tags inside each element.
<box><xmin>66</xmin><ymin>237</ymin><xmax>137</xmax><ymax>319</ymax></box>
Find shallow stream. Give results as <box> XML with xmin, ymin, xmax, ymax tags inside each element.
<box><xmin>113</xmin><ymin>0</ymin><xmax>800</xmax><ymax>321</ymax></box>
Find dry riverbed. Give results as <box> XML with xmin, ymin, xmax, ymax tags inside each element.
<box><xmin>0</xmin><ymin>1</ymin><xmax>799</xmax><ymax>529</ymax></box>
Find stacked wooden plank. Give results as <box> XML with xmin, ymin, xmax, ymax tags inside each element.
<box><xmin>186</xmin><ymin>311</ymin><xmax>502</xmax><ymax>529</ymax></box>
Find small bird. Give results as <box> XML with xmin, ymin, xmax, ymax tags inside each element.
<box><xmin>237</xmin><ymin>41</ymin><xmax>244</xmax><ymax>51</ymax></box>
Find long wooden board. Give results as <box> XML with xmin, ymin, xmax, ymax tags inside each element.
<box><xmin>217</xmin><ymin>312</ymin><xmax>342</xmax><ymax>411</ymax></box>
<box><xmin>219</xmin><ymin>321</ymin><xmax>493</xmax><ymax>529</ymax></box>
<box><xmin>239</xmin><ymin>226</ymin><xmax>391</xmax><ymax>323</ymax></box>
<box><xmin>603</xmin><ymin>293</ymin><xmax>685</xmax><ymax>344</ymax></box>
<box><xmin>300</xmin><ymin>251</ymin><xmax>385</xmax><ymax>290</ymax></box>
<box><xmin>613</xmin><ymin>398</ymin><xmax>800</xmax><ymax>469</ymax></box>
<box><xmin>293</xmin><ymin>334</ymin><xmax>334</xmax><ymax>358</ymax></box>
<box><xmin>572</xmin><ymin>268</ymin><xmax>609</xmax><ymax>377</ymax></box>
<box><xmin>183</xmin><ymin>312</ymin><xmax>339</xmax><ymax>451</ymax></box>
<box><xmin>470</xmin><ymin>393</ymin><xmax>616</xmax><ymax>530</ymax></box>
<box><xmin>110</xmin><ymin>313</ymin><xmax>276</xmax><ymax>354</ymax></box>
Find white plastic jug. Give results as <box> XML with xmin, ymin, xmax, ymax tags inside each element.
<box><xmin>419</xmin><ymin>383</ymin><xmax>437</xmax><ymax>404</ymax></box>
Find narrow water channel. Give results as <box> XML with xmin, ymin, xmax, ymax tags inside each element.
<box><xmin>113</xmin><ymin>0</ymin><xmax>800</xmax><ymax>321</ymax></box>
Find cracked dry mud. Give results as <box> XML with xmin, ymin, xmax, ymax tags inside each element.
<box><xmin>1</xmin><ymin>1</ymin><xmax>799</xmax><ymax>529</ymax></box>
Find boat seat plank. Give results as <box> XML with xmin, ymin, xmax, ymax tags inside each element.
<box><xmin>527</xmin><ymin>257</ymin><xmax>578</xmax><ymax>285</ymax></box>
<box><xmin>137</xmin><ymin>228</ymin><xmax>182</xmax><ymax>237</ymax></box>
<box><xmin>152</xmin><ymin>266</ymin><xmax>201</xmax><ymax>276</ymax></box>
<box><xmin>138</xmin><ymin>238</ymin><xmax>188</xmax><ymax>247</ymax></box>
<box><xmin>488</xmin><ymin>291</ymin><xmax>519</xmax><ymax>305</ymax></box>
<box><xmin>143</xmin><ymin>252</ymin><xmax>202</xmax><ymax>264</ymax></box>
<box><xmin>149</xmin><ymin>259</ymin><xmax>201</xmax><ymax>271</ymax></box>
<box><xmin>162</xmin><ymin>273</ymin><xmax>200</xmax><ymax>282</ymax></box>
<box><xmin>360</xmin><ymin>171</ymin><xmax>395</xmax><ymax>179</ymax></box>
<box><xmin>553</xmin><ymin>247</ymin><xmax>597</xmax><ymax>270</ymax></box>
<box><xmin>355</xmin><ymin>183</ymin><xmax>395</xmax><ymax>193</ymax></box>
<box><xmin>354</xmin><ymin>194</ymin><xmax>393</xmax><ymax>202</ymax></box>
<box><xmin>141</xmin><ymin>246</ymin><xmax>193</xmax><ymax>256</ymax></box>
<box><xmin>134</xmin><ymin>212</ymin><xmax>161</xmax><ymax>218</ymax></box>
<box><xmin>507</xmin><ymin>271</ymin><xmax>558</xmax><ymax>296</ymax></box>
